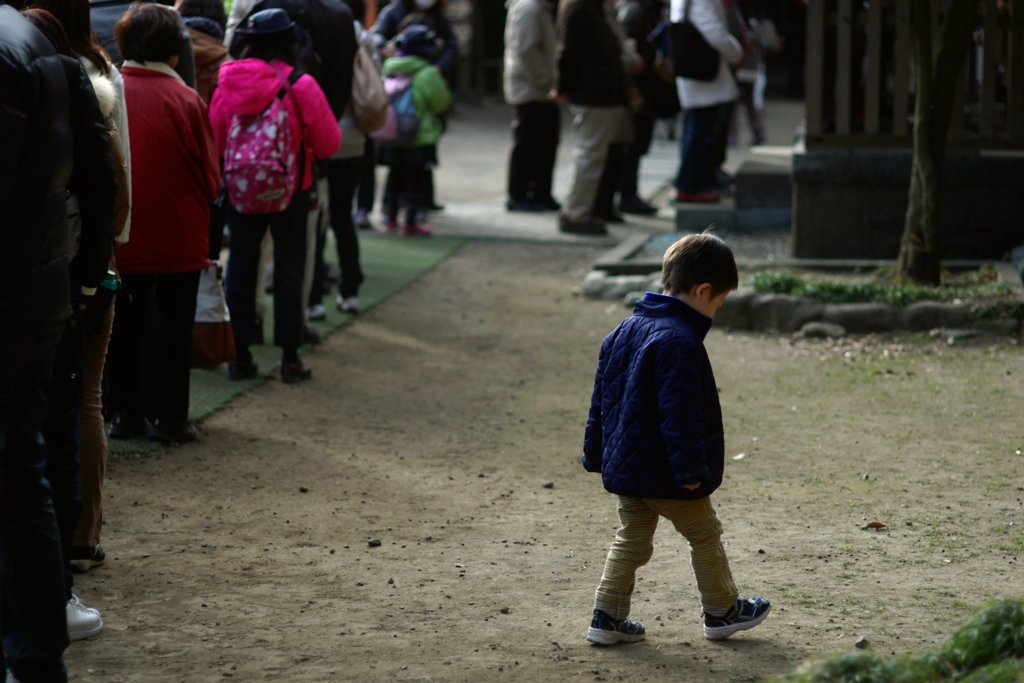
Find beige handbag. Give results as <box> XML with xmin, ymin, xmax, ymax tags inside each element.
<box><xmin>351</xmin><ymin>45</ymin><xmax>388</xmax><ymax>134</ymax></box>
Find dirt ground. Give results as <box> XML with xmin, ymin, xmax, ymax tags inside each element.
<box><xmin>66</xmin><ymin>241</ymin><xmax>1024</xmax><ymax>682</ymax></box>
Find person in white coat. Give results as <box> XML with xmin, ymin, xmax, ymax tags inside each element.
<box><xmin>669</xmin><ymin>0</ymin><xmax>746</xmax><ymax>203</ymax></box>
<box><xmin>504</xmin><ymin>0</ymin><xmax>561</xmax><ymax>212</ymax></box>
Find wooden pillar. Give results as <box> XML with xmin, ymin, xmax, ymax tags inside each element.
<box><xmin>805</xmin><ymin>0</ymin><xmax>827</xmax><ymax>140</ymax></box>
<box><xmin>893</xmin><ymin>0</ymin><xmax>911</xmax><ymax>136</ymax></box>
<box><xmin>836</xmin><ymin>0</ymin><xmax>853</xmax><ymax>134</ymax></box>
<box><xmin>865</xmin><ymin>0</ymin><xmax>883</xmax><ymax>135</ymax></box>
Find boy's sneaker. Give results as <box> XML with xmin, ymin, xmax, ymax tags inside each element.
<box><xmin>354</xmin><ymin>209</ymin><xmax>372</xmax><ymax>230</ymax></box>
<box><xmin>67</xmin><ymin>594</ymin><xmax>103</xmax><ymax>641</ymax></box>
<box><xmin>586</xmin><ymin>609</ymin><xmax>646</xmax><ymax>645</ymax></box>
<box><xmin>702</xmin><ymin>597</ymin><xmax>771</xmax><ymax>641</ymax></box>
<box><xmin>402</xmin><ymin>222</ymin><xmax>433</xmax><ymax>237</ymax></box>
<box><xmin>70</xmin><ymin>544</ymin><xmax>105</xmax><ymax>573</ymax></box>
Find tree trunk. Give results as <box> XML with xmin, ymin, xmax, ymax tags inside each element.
<box><xmin>895</xmin><ymin>0</ymin><xmax>978</xmax><ymax>285</ymax></box>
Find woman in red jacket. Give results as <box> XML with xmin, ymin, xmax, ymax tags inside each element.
<box><xmin>209</xmin><ymin>9</ymin><xmax>340</xmax><ymax>384</ymax></box>
<box><xmin>106</xmin><ymin>4</ymin><xmax>221</xmax><ymax>444</ymax></box>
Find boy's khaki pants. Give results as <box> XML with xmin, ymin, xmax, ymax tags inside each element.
<box><xmin>594</xmin><ymin>495</ymin><xmax>738</xmax><ymax>619</ymax></box>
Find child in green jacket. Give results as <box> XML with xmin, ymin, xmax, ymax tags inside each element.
<box><xmin>379</xmin><ymin>24</ymin><xmax>452</xmax><ymax>236</ymax></box>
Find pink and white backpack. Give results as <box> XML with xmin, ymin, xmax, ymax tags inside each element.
<box><xmin>224</xmin><ymin>68</ymin><xmax>305</xmax><ymax>215</ymax></box>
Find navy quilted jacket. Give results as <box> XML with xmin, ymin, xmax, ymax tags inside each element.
<box><xmin>582</xmin><ymin>292</ymin><xmax>724</xmax><ymax>500</ymax></box>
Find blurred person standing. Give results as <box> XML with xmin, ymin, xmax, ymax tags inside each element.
<box><xmin>0</xmin><ymin>6</ymin><xmax>74</xmax><ymax>681</ymax></box>
<box><xmin>670</xmin><ymin>0</ymin><xmax>745</xmax><ymax>203</ymax></box>
<box><xmin>106</xmin><ymin>4</ymin><xmax>221</xmax><ymax>444</ymax></box>
<box><xmin>554</xmin><ymin>0</ymin><xmax>630</xmax><ymax>235</ymax></box>
<box><xmin>176</xmin><ymin>0</ymin><xmax>232</xmax><ymax>104</ymax></box>
<box><xmin>378</xmin><ymin>24</ymin><xmax>452</xmax><ymax>236</ymax></box>
<box><xmin>615</xmin><ymin>0</ymin><xmax>678</xmax><ymax>214</ymax></box>
<box><xmin>211</xmin><ymin>9</ymin><xmax>340</xmax><ymax>383</ymax></box>
<box><xmin>30</xmin><ymin>0</ymin><xmax>132</xmax><ymax>580</ymax></box>
<box><xmin>21</xmin><ymin>7</ymin><xmax>118</xmax><ymax>645</ymax></box>
<box><xmin>503</xmin><ymin>0</ymin><xmax>561</xmax><ymax>213</ymax></box>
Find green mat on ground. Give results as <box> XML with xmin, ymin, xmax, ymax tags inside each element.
<box><xmin>111</xmin><ymin>234</ymin><xmax>465</xmax><ymax>455</ymax></box>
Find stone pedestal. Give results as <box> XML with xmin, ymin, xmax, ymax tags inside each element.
<box><xmin>792</xmin><ymin>145</ymin><xmax>1024</xmax><ymax>259</ymax></box>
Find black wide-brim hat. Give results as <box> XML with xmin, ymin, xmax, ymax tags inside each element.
<box><xmin>237</xmin><ymin>8</ymin><xmax>295</xmax><ymax>35</ymax></box>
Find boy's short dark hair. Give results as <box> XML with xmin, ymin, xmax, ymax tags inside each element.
<box><xmin>115</xmin><ymin>4</ymin><xmax>185</xmax><ymax>63</ymax></box>
<box><xmin>661</xmin><ymin>230</ymin><xmax>738</xmax><ymax>296</ymax></box>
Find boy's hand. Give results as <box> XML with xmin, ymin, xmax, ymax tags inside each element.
<box><xmin>681</xmin><ymin>483</ymin><xmax>701</xmax><ymax>490</ymax></box>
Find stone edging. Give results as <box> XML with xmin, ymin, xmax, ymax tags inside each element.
<box><xmin>580</xmin><ymin>272</ymin><xmax>1022</xmax><ymax>337</ymax></box>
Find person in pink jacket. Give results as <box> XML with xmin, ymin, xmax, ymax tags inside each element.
<box><xmin>209</xmin><ymin>8</ymin><xmax>340</xmax><ymax>384</ymax></box>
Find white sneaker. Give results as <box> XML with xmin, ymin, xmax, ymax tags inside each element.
<box><xmin>67</xmin><ymin>594</ymin><xmax>103</xmax><ymax>641</ymax></box>
<box><xmin>336</xmin><ymin>295</ymin><xmax>359</xmax><ymax>313</ymax></box>
<box><xmin>307</xmin><ymin>303</ymin><xmax>327</xmax><ymax>321</ymax></box>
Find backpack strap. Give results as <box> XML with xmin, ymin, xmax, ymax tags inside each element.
<box><xmin>271</xmin><ymin>65</ymin><xmax>308</xmax><ymax>194</ymax></box>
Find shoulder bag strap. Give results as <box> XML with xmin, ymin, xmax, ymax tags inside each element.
<box><xmin>271</xmin><ymin>63</ymin><xmax>308</xmax><ymax>193</ymax></box>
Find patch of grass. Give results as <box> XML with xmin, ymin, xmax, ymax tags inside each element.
<box><xmin>780</xmin><ymin>597</ymin><xmax>1024</xmax><ymax>682</ymax></box>
<box><xmin>746</xmin><ymin>269</ymin><xmax>1018</xmax><ymax>317</ymax></box>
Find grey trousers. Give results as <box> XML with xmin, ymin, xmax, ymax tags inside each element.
<box><xmin>563</xmin><ymin>105</ymin><xmax>628</xmax><ymax>222</ymax></box>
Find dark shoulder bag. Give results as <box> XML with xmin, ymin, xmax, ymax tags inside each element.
<box><xmin>670</xmin><ymin>0</ymin><xmax>720</xmax><ymax>82</ymax></box>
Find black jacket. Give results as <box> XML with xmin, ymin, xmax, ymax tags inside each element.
<box><xmin>618</xmin><ymin>0</ymin><xmax>679</xmax><ymax>118</ymax></box>
<box><xmin>0</xmin><ymin>7</ymin><xmax>74</xmax><ymax>333</ymax></box>
<box><xmin>370</xmin><ymin>1</ymin><xmax>459</xmax><ymax>75</ymax></box>
<box><xmin>232</xmin><ymin>0</ymin><xmax>357</xmax><ymax>119</ymax></box>
<box><xmin>61</xmin><ymin>56</ymin><xmax>116</xmax><ymax>294</ymax></box>
<box><xmin>555</xmin><ymin>0</ymin><xmax>627</xmax><ymax>106</ymax></box>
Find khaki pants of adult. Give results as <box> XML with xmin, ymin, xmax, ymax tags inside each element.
<box><xmin>563</xmin><ymin>105</ymin><xmax>627</xmax><ymax>222</ymax></box>
<box><xmin>301</xmin><ymin>177</ymin><xmax>329</xmax><ymax>321</ymax></box>
<box><xmin>73</xmin><ymin>299</ymin><xmax>115</xmax><ymax>548</ymax></box>
<box><xmin>594</xmin><ymin>495</ymin><xmax>738</xmax><ymax>619</ymax></box>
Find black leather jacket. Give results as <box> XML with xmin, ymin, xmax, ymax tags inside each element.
<box><xmin>0</xmin><ymin>7</ymin><xmax>74</xmax><ymax>333</ymax></box>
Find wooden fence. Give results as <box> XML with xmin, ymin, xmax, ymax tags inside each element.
<box><xmin>804</xmin><ymin>0</ymin><xmax>1024</xmax><ymax>149</ymax></box>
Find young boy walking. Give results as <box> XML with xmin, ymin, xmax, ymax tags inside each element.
<box><xmin>582</xmin><ymin>232</ymin><xmax>770</xmax><ymax>645</ymax></box>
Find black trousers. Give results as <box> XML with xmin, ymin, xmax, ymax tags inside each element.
<box><xmin>593</xmin><ymin>143</ymin><xmax>627</xmax><ymax>218</ymax></box>
<box><xmin>621</xmin><ymin>112</ymin><xmax>656</xmax><ymax>198</ymax></box>
<box><xmin>310</xmin><ymin>158</ymin><xmax>366</xmax><ymax>305</ymax></box>
<box><xmin>507</xmin><ymin>101</ymin><xmax>561</xmax><ymax>203</ymax></box>
<box><xmin>226</xmin><ymin>191</ymin><xmax>309</xmax><ymax>351</ymax></box>
<box><xmin>1</xmin><ymin>327</ymin><xmax>70</xmax><ymax>683</ymax></box>
<box><xmin>326</xmin><ymin>158</ymin><xmax>365</xmax><ymax>298</ymax></box>
<box><xmin>107</xmin><ymin>270</ymin><xmax>201</xmax><ymax>423</ymax></box>
<box><xmin>41</xmin><ymin>313</ymin><xmax>84</xmax><ymax>601</ymax></box>
<box><xmin>356</xmin><ymin>137</ymin><xmax>376</xmax><ymax>213</ymax></box>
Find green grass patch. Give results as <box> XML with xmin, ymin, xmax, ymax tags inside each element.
<box><xmin>745</xmin><ymin>268</ymin><xmax>1018</xmax><ymax>317</ymax></box>
<box><xmin>780</xmin><ymin>597</ymin><xmax>1024</xmax><ymax>682</ymax></box>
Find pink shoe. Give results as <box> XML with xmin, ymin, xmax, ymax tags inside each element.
<box><xmin>384</xmin><ymin>220</ymin><xmax>400</xmax><ymax>234</ymax></box>
<box><xmin>402</xmin><ymin>222</ymin><xmax>433</xmax><ymax>237</ymax></box>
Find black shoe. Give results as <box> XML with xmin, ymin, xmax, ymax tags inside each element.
<box><xmin>427</xmin><ymin>201</ymin><xmax>445</xmax><ymax>211</ymax></box>
<box><xmin>558</xmin><ymin>214</ymin><xmax>607</xmax><ymax>236</ymax></box>
<box><xmin>506</xmin><ymin>199</ymin><xmax>548</xmax><ymax>213</ymax></box>
<box><xmin>228</xmin><ymin>359</ymin><xmax>259</xmax><ymax>381</ymax></box>
<box><xmin>280</xmin><ymin>359</ymin><xmax>312</xmax><ymax>384</ymax></box>
<box><xmin>618</xmin><ymin>195</ymin><xmax>658</xmax><ymax>215</ymax></box>
<box><xmin>601</xmin><ymin>212</ymin><xmax>626</xmax><ymax>224</ymax></box>
<box><xmin>148</xmin><ymin>418</ymin><xmax>198</xmax><ymax>444</ymax></box>
<box><xmin>109</xmin><ymin>411</ymin><xmax>148</xmax><ymax>440</ymax></box>
<box><xmin>304</xmin><ymin>325</ymin><xmax>322</xmax><ymax>345</ymax></box>
<box><xmin>537</xmin><ymin>197</ymin><xmax>561</xmax><ymax>211</ymax></box>
<box><xmin>70</xmin><ymin>545</ymin><xmax>106</xmax><ymax>573</ymax></box>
